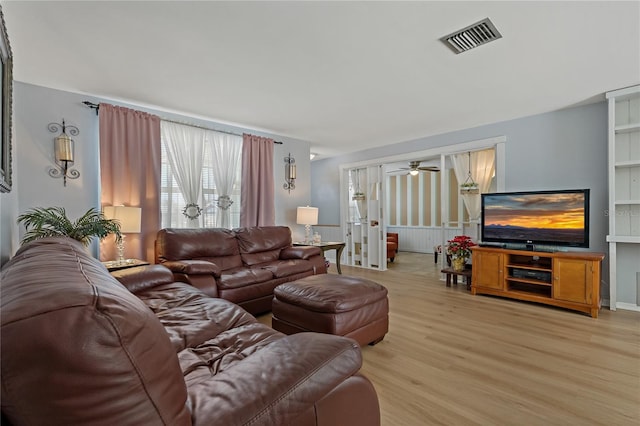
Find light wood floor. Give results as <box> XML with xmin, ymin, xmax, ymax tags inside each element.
<box><xmin>263</xmin><ymin>252</ymin><xmax>640</xmax><ymax>425</ymax></box>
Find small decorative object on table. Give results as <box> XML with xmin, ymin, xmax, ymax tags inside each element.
<box><xmin>102</xmin><ymin>258</ymin><xmax>149</xmax><ymax>272</ymax></box>
<box><xmin>447</xmin><ymin>235</ymin><xmax>476</xmax><ymax>271</ymax></box>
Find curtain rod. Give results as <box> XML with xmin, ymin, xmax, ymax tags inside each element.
<box><xmin>83</xmin><ymin>101</ymin><xmax>283</xmax><ymax>144</ymax></box>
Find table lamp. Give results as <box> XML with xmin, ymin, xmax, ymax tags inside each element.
<box><xmin>297</xmin><ymin>206</ymin><xmax>318</xmax><ymax>244</ymax></box>
<box><xmin>104</xmin><ymin>205</ymin><xmax>141</xmax><ymax>263</ymax></box>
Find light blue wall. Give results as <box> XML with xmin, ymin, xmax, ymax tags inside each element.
<box><xmin>1</xmin><ymin>81</ymin><xmax>313</xmax><ymax>263</ymax></box>
<box><xmin>312</xmin><ymin>102</ymin><xmax>607</xmax><ymax>226</ymax></box>
<box><xmin>312</xmin><ymin>102</ymin><xmax>611</xmax><ymax>296</ymax></box>
<box><xmin>13</xmin><ymin>82</ymin><xmax>103</xmax><ymax>255</ymax></box>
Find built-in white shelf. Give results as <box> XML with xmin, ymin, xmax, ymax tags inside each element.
<box><xmin>344</xmin><ymin>166</ymin><xmax>386</xmax><ymax>271</ymax></box>
<box><xmin>615</xmin><ymin>160</ymin><xmax>640</xmax><ymax>168</ymax></box>
<box><xmin>614</xmin><ymin>123</ymin><xmax>640</xmax><ymax>133</ymax></box>
<box><xmin>614</xmin><ymin>200</ymin><xmax>640</xmax><ymax>205</ymax></box>
<box><xmin>606</xmin><ymin>235</ymin><xmax>640</xmax><ymax>244</ymax></box>
<box><xmin>607</xmin><ymin>84</ymin><xmax>640</xmax><ymax>311</ymax></box>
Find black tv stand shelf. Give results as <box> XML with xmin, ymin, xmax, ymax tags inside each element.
<box><xmin>471</xmin><ymin>246</ymin><xmax>605</xmax><ymax>317</ymax></box>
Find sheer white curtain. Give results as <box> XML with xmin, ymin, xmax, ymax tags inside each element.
<box><xmin>451</xmin><ymin>148</ymin><xmax>495</xmax><ymax>220</ymax></box>
<box><xmin>161</xmin><ymin>121</ymin><xmax>206</xmax><ymax>227</ymax></box>
<box><xmin>209</xmin><ymin>133</ymin><xmax>242</xmax><ymax>228</ymax></box>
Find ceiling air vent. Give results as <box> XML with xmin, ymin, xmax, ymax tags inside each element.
<box><xmin>440</xmin><ymin>18</ymin><xmax>502</xmax><ymax>54</ymax></box>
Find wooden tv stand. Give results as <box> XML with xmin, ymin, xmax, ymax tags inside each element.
<box><xmin>471</xmin><ymin>246</ymin><xmax>605</xmax><ymax>317</ymax></box>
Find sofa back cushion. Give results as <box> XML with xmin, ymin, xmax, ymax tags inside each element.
<box><xmin>234</xmin><ymin>226</ymin><xmax>293</xmax><ymax>266</ymax></box>
<box><xmin>1</xmin><ymin>237</ymin><xmax>191</xmax><ymax>426</ymax></box>
<box><xmin>156</xmin><ymin>228</ymin><xmax>243</xmax><ymax>270</ymax></box>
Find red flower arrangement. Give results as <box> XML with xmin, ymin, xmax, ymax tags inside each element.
<box><xmin>446</xmin><ymin>235</ymin><xmax>476</xmax><ymax>259</ymax></box>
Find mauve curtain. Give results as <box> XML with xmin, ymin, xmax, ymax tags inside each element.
<box><xmin>99</xmin><ymin>103</ymin><xmax>161</xmax><ymax>263</ymax></box>
<box><xmin>240</xmin><ymin>134</ymin><xmax>275</xmax><ymax>227</ymax></box>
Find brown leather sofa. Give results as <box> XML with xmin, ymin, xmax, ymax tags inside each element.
<box><xmin>1</xmin><ymin>237</ymin><xmax>380</xmax><ymax>426</ymax></box>
<box><xmin>156</xmin><ymin>226</ymin><xmax>327</xmax><ymax>315</ymax></box>
<box><xmin>387</xmin><ymin>232</ymin><xmax>399</xmax><ymax>262</ymax></box>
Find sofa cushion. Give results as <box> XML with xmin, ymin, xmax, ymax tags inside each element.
<box><xmin>1</xmin><ymin>237</ymin><xmax>191</xmax><ymax>426</ymax></box>
<box><xmin>280</xmin><ymin>245</ymin><xmax>322</xmax><ymax>260</ymax></box>
<box><xmin>240</xmin><ymin>248</ymin><xmax>282</xmax><ymax>266</ymax></box>
<box><xmin>218</xmin><ymin>267</ymin><xmax>274</xmax><ymax>289</ymax></box>
<box><xmin>261</xmin><ymin>259</ymin><xmax>318</xmax><ymax>278</ymax></box>
<box><xmin>235</xmin><ymin>226</ymin><xmax>292</xmax><ymax>266</ymax></box>
<box><xmin>135</xmin><ymin>281</ymin><xmax>282</xmax><ymax>353</ymax></box>
<box><xmin>162</xmin><ymin>259</ymin><xmax>222</xmax><ymax>277</ymax></box>
<box><xmin>111</xmin><ymin>264</ymin><xmax>175</xmax><ymax>293</ymax></box>
<box><xmin>157</xmin><ymin>228</ymin><xmax>243</xmax><ymax>270</ymax></box>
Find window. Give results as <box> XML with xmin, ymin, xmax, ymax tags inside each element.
<box><xmin>160</xmin><ymin>125</ymin><xmax>242</xmax><ymax>229</ymax></box>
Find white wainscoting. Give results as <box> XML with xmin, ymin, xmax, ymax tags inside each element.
<box><xmin>386</xmin><ymin>226</ymin><xmax>463</xmax><ymax>253</ymax></box>
<box><xmin>312</xmin><ymin>225</ymin><xmax>464</xmax><ymax>262</ymax></box>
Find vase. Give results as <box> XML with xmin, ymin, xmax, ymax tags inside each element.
<box><xmin>452</xmin><ymin>257</ymin><xmax>466</xmax><ymax>271</ymax></box>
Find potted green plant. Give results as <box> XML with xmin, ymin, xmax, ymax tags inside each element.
<box><xmin>17</xmin><ymin>206</ymin><xmax>122</xmax><ymax>246</ymax></box>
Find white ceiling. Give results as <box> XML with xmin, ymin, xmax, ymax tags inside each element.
<box><xmin>4</xmin><ymin>1</ymin><xmax>639</xmax><ymax>159</ymax></box>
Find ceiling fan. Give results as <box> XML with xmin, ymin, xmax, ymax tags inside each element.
<box><xmin>387</xmin><ymin>161</ymin><xmax>440</xmax><ymax>175</ymax></box>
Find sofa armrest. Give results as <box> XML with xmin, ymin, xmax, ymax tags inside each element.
<box><xmin>110</xmin><ymin>264</ymin><xmax>175</xmax><ymax>294</ymax></box>
<box><xmin>280</xmin><ymin>246</ymin><xmax>322</xmax><ymax>260</ymax></box>
<box><xmin>161</xmin><ymin>260</ymin><xmax>221</xmax><ymax>278</ymax></box>
<box><xmin>187</xmin><ymin>333</ymin><xmax>372</xmax><ymax>425</ymax></box>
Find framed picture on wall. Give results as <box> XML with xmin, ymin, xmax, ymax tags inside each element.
<box><xmin>0</xmin><ymin>7</ymin><xmax>12</xmax><ymax>193</ymax></box>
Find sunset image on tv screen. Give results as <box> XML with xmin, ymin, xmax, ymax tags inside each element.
<box><xmin>483</xmin><ymin>192</ymin><xmax>586</xmax><ymax>244</ymax></box>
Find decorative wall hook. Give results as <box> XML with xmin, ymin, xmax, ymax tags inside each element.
<box><xmin>284</xmin><ymin>153</ymin><xmax>296</xmax><ymax>192</ymax></box>
<box><xmin>48</xmin><ymin>119</ymin><xmax>80</xmax><ymax>186</ymax></box>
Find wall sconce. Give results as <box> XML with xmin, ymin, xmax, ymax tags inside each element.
<box><xmin>103</xmin><ymin>205</ymin><xmax>142</xmax><ymax>264</ymax></box>
<box><xmin>47</xmin><ymin>119</ymin><xmax>80</xmax><ymax>186</ymax></box>
<box><xmin>284</xmin><ymin>153</ymin><xmax>296</xmax><ymax>192</ymax></box>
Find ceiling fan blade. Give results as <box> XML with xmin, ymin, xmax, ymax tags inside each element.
<box><xmin>417</xmin><ymin>166</ymin><xmax>440</xmax><ymax>172</ymax></box>
<box><xmin>386</xmin><ymin>167</ymin><xmax>410</xmax><ymax>174</ymax></box>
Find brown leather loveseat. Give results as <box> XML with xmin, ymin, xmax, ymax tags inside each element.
<box><xmin>156</xmin><ymin>226</ymin><xmax>327</xmax><ymax>315</ymax></box>
<box><xmin>1</xmin><ymin>237</ymin><xmax>380</xmax><ymax>425</ymax></box>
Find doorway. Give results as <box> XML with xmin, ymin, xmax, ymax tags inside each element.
<box><xmin>340</xmin><ymin>136</ymin><xmax>506</xmax><ymax>271</ymax></box>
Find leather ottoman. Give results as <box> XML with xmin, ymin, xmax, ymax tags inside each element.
<box><xmin>272</xmin><ymin>274</ymin><xmax>389</xmax><ymax>346</ymax></box>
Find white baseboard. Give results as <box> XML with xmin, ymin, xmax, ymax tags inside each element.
<box><xmin>615</xmin><ymin>302</ymin><xmax>640</xmax><ymax>313</ymax></box>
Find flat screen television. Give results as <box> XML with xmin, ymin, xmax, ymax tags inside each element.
<box><xmin>481</xmin><ymin>189</ymin><xmax>590</xmax><ymax>248</ymax></box>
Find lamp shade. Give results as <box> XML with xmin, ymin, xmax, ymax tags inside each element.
<box><xmin>104</xmin><ymin>205</ymin><xmax>142</xmax><ymax>233</ymax></box>
<box><xmin>54</xmin><ymin>134</ymin><xmax>74</xmax><ymax>162</ymax></box>
<box><xmin>296</xmin><ymin>206</ymin><xmax>318</xmax><ymax>225</ymax></box>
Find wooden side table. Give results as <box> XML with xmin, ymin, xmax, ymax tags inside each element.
<box><xmin>102</xmin><ymin>259</ymin><xmax>150</xmax><ymax>272</ymax></box>
<box><xmin>293</xmin><ymin>242</ymin><xmax>346</xmax><ymax>274</ymax></box>
<box><xmin>441</xmin><ymin>267</ymin><xmax>472</xmax><ymax>291</ymax></box>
